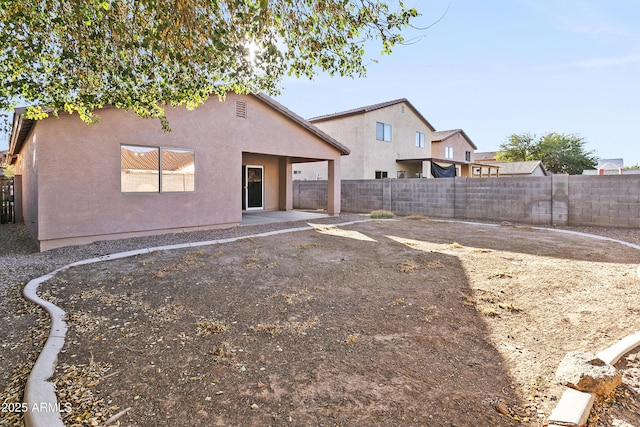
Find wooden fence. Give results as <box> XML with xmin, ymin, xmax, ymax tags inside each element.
<box><xmin>1</xmin><ymin>177</ymin><xmax>14</xmax><ymax>224</ymax></box>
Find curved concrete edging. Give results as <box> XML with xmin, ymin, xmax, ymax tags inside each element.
<box><xmin>547</xmin><ymin>332</ymin><xmax>640</xmax><ymax>427</ymax></box>
<box><xmin>22</xmin><ymin>221</ymin><xmax>367</xmax><ymax>427</ymax></box>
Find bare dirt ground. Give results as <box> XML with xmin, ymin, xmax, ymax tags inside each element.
<box><xmin>2</xmin><ymin>217</ymin><xmax>640</xmax><ymax>426</ymax></box>
<box><xmin>27</xmin><ymin>219</ymin><xmax>639</xmax><ymax>426</ymax></box>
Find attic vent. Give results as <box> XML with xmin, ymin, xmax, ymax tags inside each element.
<box><xmin>235</xmin><ymin>100</ymin><xmax>247</xmax><ymax>118</ymax></box>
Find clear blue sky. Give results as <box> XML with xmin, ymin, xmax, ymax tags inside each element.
<box><xmin>275</xmin><ymin>0</ymin><xmax>640</xmax><ymax>167</ymax></box>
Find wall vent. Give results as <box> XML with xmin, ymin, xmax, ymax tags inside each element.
<box><xmin>235</xmin><ymin>100</ymin><xmax>247</xmax><ymax>118</ymax></box>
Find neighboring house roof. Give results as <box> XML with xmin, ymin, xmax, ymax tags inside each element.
<box><xmin>597</xmin><ymin>158</ymin><xmax>624</xmax><ymax>169</ymax></box>
<box><xmin>309</xmin><ymin>98</ymin><xmax>436</xmax><ymax>132</ymax></box>
<box><xmin>487</xmin><ymin>160</ymin><xmax>547</xmax><ymax>176</ymax></box>
<box><xmin>430</xmin><ymin>129</ymin><xmax>478</xmax><ymax>150</ymax></box>
<box><xmin>9</xmin><ymin>93</ymin><xmax>350</xmax><ymax>163</ymax></box>
<box><xmin>474</xmin><ymin>151</ymin><xmax>498</xmax><ymax>162</ymax></box>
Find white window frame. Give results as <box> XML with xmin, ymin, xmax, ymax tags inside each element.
<box><xmin>376</xmin><ymin>122</ymin><xmax>392</xmax><ymax>142</ymax></box>
<box><xmin>121</xmin><ymin>144</ymin><xmax>196</xmax><ymax>193</ymax></box>
<box><xmin>445</xmin><ymin>146</ymin><xmax>454</xmax><ymax>159</ymax></box>
<box><xmin>416</xmin><ymin>132</ymin><xmax>425</xmax><ymax>148</ymax></box>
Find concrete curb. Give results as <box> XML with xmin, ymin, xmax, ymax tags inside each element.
<box><xmin>21</xmin><ymin>220</ymin><xmax>367</xmax><ymax>427</ymax></box>
<box><xmin>547</xmin><ymin>332</ymin><xmax>640</xmax><ymax>427</ymax></box>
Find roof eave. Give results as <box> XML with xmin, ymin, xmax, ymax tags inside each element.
<box><xmin>431</xmin><ymin>129</ymin><xmax>478</xmax><ymax>150</ymax></box>
<box><xmin>310</xmin><ymin>98</ymin><xmax>437</xmax><ymax>133</ymax></box>
<box><xmin>252</xmin><ymin>93</ymin><xmax>350</xmax><ymax>156</ymax></box>
<box><xmin>8</xmin><ymin>107</ymin><xmax>34</xmax><ymax>164</ymax></box>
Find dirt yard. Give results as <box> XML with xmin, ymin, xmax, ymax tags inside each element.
<box><xmin>29</xmin><ymin>219</ymin><xmax>640</xmax><ymax>426</ymax></box>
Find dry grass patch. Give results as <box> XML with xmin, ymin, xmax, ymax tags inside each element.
<box><xmin>398</xmin><ymin>260</ymin><xmax>420</xmax><ymax>272</ymax></box>
<box><xmin>280</xmin><ymin>288</ymin><xmax>312</xmax><ymax>305</ymax></box>
<box><xmin>196</xmin><ymin>318</ymin><xmax>228</xmax><ymax>336</ymax></box>
<box><xmin>343</xmin><ymin>333</ymin><xmax>360</xmax><ymax>345</ymax></box>
<box><xmin>398</xmin><ymin>257</ymin><xmax>445</xmax><ymax>273</ymax></box>
<box><xmin>210</xmin><ymin>341</ymin><xmax>236</xmax><ymax>364</ymax></box>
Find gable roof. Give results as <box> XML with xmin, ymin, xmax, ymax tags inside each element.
<box><xmin>430</xmin><ymin>129</ymin><xmax>478</xmax><ymax>150</ymax></box>
<box><xmin>8</xmin><ymin>93</ymin><xmax>350</xmax><ymax>163</ymax></box>
<box><xmin>309</xmin><ymin>98</ymin><xmax>436</xmax><ymax>132</ymax></box>
<box><xmin>487</xmin><ymin>160</ymin><xmax>547</xmax><ymax>176</ymax></box>
<box><xmin>474</xmin><ymin>151</ymin><xmax>498</xmax><ymax>162</ymax></box>
<box><xmin>251</xmin><ymin>93</ymin><xmax>349</xmax><ymax>155</ymax></box>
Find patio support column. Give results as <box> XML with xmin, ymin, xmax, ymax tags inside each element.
<box><xmin>327</xmin><ymin>159</ymin><xmax>341</xmax><ymax>216</ymax></box>
<box><xmin>422</xmin><ymin>160</ymin><xmax>432</xmax><ymax>178</ymax></box>
<box><xmin>279</xmin><ymin>157</ymin><xmax>293</xmax><ymax>211</ymax></box>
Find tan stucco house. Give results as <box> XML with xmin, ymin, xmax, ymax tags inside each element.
<box><xmin>292</xmin><ymin>98</ymin><xmax>487</xmax><ymax>180</ymax></box>
<box><xmin>8</xmin><ymin>93</ymin><xmax>349</xmax><ymax>251</ymax></box>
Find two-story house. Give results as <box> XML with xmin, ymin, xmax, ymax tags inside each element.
<box><xmin>293</xmin><ymin>98</ymin><xmax>486</xmax><ymax>180</ymax></box>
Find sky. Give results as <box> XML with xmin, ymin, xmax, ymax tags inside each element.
<box><xmin>2</xmin><ymin>1</ymin><xmax>638</xmax><ymax>167</ymax></box>
<box><xmin>274</xmin><ymin>0</ymin><xmax>640</xmax><ymax>167</ymax></box>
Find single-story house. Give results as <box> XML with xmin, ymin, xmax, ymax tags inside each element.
<box><xmin>8</xmin><ymin>93</ymin><xmax>349</xmax><ymax>251</ymax></box>
<box><xmin>478</xmin><ymin>160</ymin><xmax>547</xmax><ymax>177</ymax></box>
<box><xmin>473</xmin><ymin>152</ymin><xmax>547</xmax><ymax>177</ymax></box>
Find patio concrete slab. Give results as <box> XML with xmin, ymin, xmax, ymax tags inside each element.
<box><xmin>241</xmin><ymin>210</ymin><xmax>329</xmax><ymax>225</ymax></box>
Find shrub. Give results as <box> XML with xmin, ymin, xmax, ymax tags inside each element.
<box><xmin>370</xmin><ymin>210</ymin><xmax>394</xmax><ymax>219</ymax></box>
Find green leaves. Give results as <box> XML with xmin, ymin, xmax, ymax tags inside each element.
<box><xmin>498</xmin><ymin>133</ymin><xmax>598</xmax><ymax>175</ymax></box>
<box><xmin>0</xmin><ymin>0</ymin><xmax>419</xmax><ymax>129</ymax></box>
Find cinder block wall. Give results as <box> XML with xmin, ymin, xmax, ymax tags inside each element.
<box><xmin>390</xmin><ymin>179</ymin><xmax>455</xmax><ymax>218</ymax></box>
<box><xmin>293</xmin><ymin>175</ymin><xmax>640</xmax><ymax>228</ymax></box>
<box><xmin>341</xmin><ymin>180</ymin><xmax>384</xmax><ymax>213</ymax></box>
<box><xmin>568</xmin><ymin>175</ymin><xmax>640</xmax><ymax>227</ymax></box>
<box><xmin>294</xmin><ymin>180</ymin><xmax>328</xmax><ymax>210</ymax></box>
<box><xmin>462</xmin><ymin>176</ymin><xmax>552</xmax><ymax>224</ymax></box>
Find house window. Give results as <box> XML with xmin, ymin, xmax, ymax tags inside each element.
<box><xmin>375</xmin><ymin>170</ymin><xmax>388</xmax><ymax>179</ymax></box>
<box><xmin>415</xmin><ymin>132</ymin><xmax>425</xmax><ymax>148</ymax></box>
<box><xmin>376</xmin><ymin>122</ymin><xmax>392</xmax><ymax>142</ymax></box>
<box><xmin>121</xmin><ymin>145</ymin><xmax>195</xmax><ymax>193</ymax></box>
<box><xmin>465</xmin><ymin>151</ymin><xmax>471</xmax><ymax>162</ymax></box>
<box><xmin>445</xmin><ymin>146</ymin><xmax>454</xmax><ymax>159</ymax></box>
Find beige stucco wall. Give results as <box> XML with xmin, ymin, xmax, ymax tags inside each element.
<box><xmin>431</xmin><ymin>133</ymin><xmax>475</xmax><ymax>163</ymax></box>
<box><xmin>242</xmin><ymin>153</ymin><xmax>281</xmax><ymax>211</ymax></box>
<box><xmin>14</xmin><ymin>94</ymin><xmax>344</xmax><ymax>250</ymax></box>
<box><xmin>295</xmin><ymin>101</ymin><xmax>434</xmax><ymax>180</ymax></box>
<box><xmin>12</xmin><ymin>131</ymin><xmax>39</xmax><ymax>240</ymax></box>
